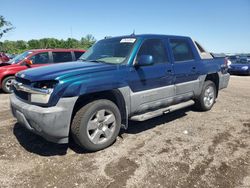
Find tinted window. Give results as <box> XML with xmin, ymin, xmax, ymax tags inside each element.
<box><xmin>29</xmin><ymin>52</ymin><xmax>49</xmax><ymax>64</ymax></box>
<box><xmin>52</xmin><ymin>52</ymin><xmax>72</xmax><ymax>63</ymax></box>
<box><xmin>74</xmin><ymin>51</ymin><xmax>84</xmax><ymax>60</ymax></box>
<box><xmin>170</xmin><ymin>39</ymin><xmax>194</xmax><ymax>62</ymax></box>
<box><xmin>229</xmin><ymin>56</ymin><xmax>237</xmax><ymax>60</ymax></box>
<box><xmin>137</xmin><ymin>39</ymin><xmax>168</xmax><ymax>64</ymax></box>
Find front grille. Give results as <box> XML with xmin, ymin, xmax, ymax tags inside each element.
<box><xmin>14</xmin><ymin>88</ymin><xmax>29</xmax><ymax>101</ymax></box>
<box><xmin>14</xmin><ymin>77</ymin><xmax>31</xmax><ymax>102</ymax></box>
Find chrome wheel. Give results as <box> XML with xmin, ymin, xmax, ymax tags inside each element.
<box><xmin>203</xmin><ymin>86</ymin><xmax>215</xmax><ymax>108</ymax></box>
<box><xmin>4</xmin><ymin>77</ymin><xmax>14</xmax><ymax>92</ymax></box>
<box><xmin>5</xmin><ymin>79</ymin><xmax>13</xmax><ymax>90</ymax></box>
<box><xmin>87</xmin><ymin>109</ymin><xmax>116</xmax><ymax>145</ymax></box>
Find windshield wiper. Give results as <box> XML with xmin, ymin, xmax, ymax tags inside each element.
<box><xmin>89</xmin><ymin>60</ymin><xmax>106</xmax><ymax>63</ymax></box>
<box><xmin>78</xmin><ymin>58</ymin><xmax>87</xmax><ymax>61</ymax></box>
<box><xmin>78</xmin><ymin>58</ymin><xmax>107</xmax><ymax>64</ymax></box>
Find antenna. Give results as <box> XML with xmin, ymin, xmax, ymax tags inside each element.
<box><xmin>70</xmin><ymin>26</ymin><xmax>73</xmax><ymax>38</ymax></box>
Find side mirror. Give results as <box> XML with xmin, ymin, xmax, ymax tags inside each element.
<box><xmin>137</xmin><ymin>55</ymin><xmax>154</xmax><ymax>66</ymax></box>
<box><xmin>24</xmin><ymin>59</ymin><xmax>33</xmax><ymax>67</ymax></box>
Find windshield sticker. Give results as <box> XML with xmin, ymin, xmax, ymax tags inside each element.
<box><xmin>120</xmin><ymin>38</ymin><xmax>136</xmax><ymax>43</ymax></box>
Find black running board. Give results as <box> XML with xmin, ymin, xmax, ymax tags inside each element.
<box><xmin>130</xmin><ymin>100</ymin><xmax>195</xmax><ymax>121</ymax></box>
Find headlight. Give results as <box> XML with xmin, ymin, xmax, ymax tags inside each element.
<box><xmin>241</xmin><ymin>66</ymin><xmax>249</xmax><ymax>70</ymax></box>
<box><xmin>13</xmin><ymin>80</ymin><xmax>57</xmax><ymax>104</ymax></box>
<box><xmin>30</xmin><ymin>81</ymin><xmax>57</xmax><ymax>104</ymax></box>
<box><xmin>32</xmin><ymin>80</ymin><xmax>58</xmax><ymax>89</ymax></box>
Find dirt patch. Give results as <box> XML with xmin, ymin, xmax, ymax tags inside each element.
<box><xmin>209</xmin><ymin>155</ymin><xmax>250</xmax><ymax>188</ymax></box>
<box><xmin>105</xmin><ymin>157</ymin><xmax>138</xmax><ymax>188</ymax></box>
<box><xmin>208</xmin><ymin>132</ymin><xmax>231</xmax><ymax>154</ymax></box>
<box><xmin>243</xmin><ymin>119</ymin><xmax>250</xmax><ymax>128</ymax></box>
<box><xmin>158</xmin><ymin>139</ymin><xmax>175</xmax><ymax>154</ymax></box>
<box><xmin>141</xmin><ymin>161</ymin><xmax>190</xmax><ymax>187</ymax></box>
<box><xmin>0</xmin><ymin>110</ymin><xmax>13</xmax><ymax>122</ymax></box>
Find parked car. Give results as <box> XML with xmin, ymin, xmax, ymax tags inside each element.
<box><xmin>0</xmin><ymin>52</ymin><xmax>10</xmax><ymax>63</ymax></box>
<box><xmin>239</xmin><ymin>56</ymin><xmax>250</xmax><ymax>64</ymax></box>
<box><xmin>0</xmin><ymin>49</ymin><xmax>85</xmax><ymax>93</ymax></box>
<box><xmin>227</xmin><ymin>55</ymin><xmax>239</xmax><ymax>64</ymax></box>
<box><xmin>228</xmin><ymin>58</ymin><xmax>250</xmax><ymax>75</ymax></box>
<box><xmin>10</xmin><ymin>34</ymin><xmax>230</xmax><ymax>151</ymax></box>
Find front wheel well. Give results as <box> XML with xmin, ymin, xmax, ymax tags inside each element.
<box><xmin>1</xmin><ymin>74</ymin><xmax>15</xmax><ymax>85</ymax></box>
<box><xmin>205</xmin><ymin>73</ymin><xmax>219</xmax><ymax>97</ymax></box>
<box><xmin>72</xmin><ymin>90</ymin><xmax>127</xmax><ymax>129</ymax></box>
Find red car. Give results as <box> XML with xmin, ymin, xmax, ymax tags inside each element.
<box><xmin>0</xmin><ymin>52</ymin><xmax>10</xmax><ymax>63</ymax></box>
<box><xmin>0</xmin><ymin>49</ymin><xmax>85</xmax><ymax>93</ymax></box>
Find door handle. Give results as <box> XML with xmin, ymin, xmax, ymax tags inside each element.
<box><xmin>191</xmin><ymin>67</ymin><xmax>196</xmax><ymax>72</ymax></box>
<box><xmin>166</xmin><ymin>69</ymin><xmax>173</xmax><ymax>75</ymax></box>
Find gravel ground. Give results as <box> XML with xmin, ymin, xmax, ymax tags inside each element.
<box><xmin>0</xmin><ymin>76</ymin><xmax>249</xmax><ymax>188</ymax></box>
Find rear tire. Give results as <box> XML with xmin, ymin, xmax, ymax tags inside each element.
<box><xmin>2</xmin><ymin>76</ymin><xmax>15</xmax><ymax>93</ymax></box>
<box><xmin>195</xmin><ymin>80</ymin><xmax>216</xmax><ymax>111</ymax></box>
<box><xmin>71</xmin><ymin>99</ymin><xmax>121</xmax><ymax>152</ymax></box>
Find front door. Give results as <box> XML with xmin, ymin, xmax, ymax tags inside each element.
<box><xmin>128</xmin><ymin>38</ymin><xmax>175</xmax><ymax>114</ymax></box>
<box><xmin>29</xmin><ymin>52</ymin><xmax>51</xmax><ymax>68</ymax></box>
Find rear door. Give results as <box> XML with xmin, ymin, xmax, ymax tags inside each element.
<box><xmin>52</xmin><ymin>51</ymin><xmax>73</xmax><ymax>63</ymax></box>
<box><xmin>168</xmin><ymin>38</ymin><xmax>199</xmax><ymax>97</ymax></box>
<box><xmin>128</xmin><ymin>38</ymin><xmax>175</xmax><ymax>114</ymax></box>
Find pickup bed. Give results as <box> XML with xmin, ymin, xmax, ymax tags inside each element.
<box><xmin>10</xmin><ymin>34</ymin><xmax>230</xmax><ymax>151</ymax></box>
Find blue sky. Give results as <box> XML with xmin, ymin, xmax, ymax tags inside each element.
<box><xmin>0</xmin><ymin>0</ymin><xmax>250</xmax><ymax>53</ymax></box>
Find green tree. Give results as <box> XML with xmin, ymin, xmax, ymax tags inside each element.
<box><xmin>28</xmin><ymin>39</ymin><xmax>40</xmax><ymax>49</ymax></box>
<box><xmin>80</xmin><ymin>34</ymin><xmax>96</xmax><ymax>49</ymax></box>
<box><xmin>16</xmin><ymin>40</ymin><xmax>27</xmax><ymax>50</ymax></box>
<box><xmin>0</xmin><ymin>15</ymin><xmax>14</xmax><ymax>39</ymax></box>
<box><xmin>1</xmin><ymin>34</ymin><xmax>96</xmax><ymax>54</ymax></box>
<box><xmin>2</xmin><ymin>40</ymin><xmax>16</xmax><ymax>53</ymax></box>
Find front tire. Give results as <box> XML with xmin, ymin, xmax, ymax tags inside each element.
<box><xmin>2</xmin><ymin>76</ymin><xmax>15</xmax><ymax>93</ymax></box>
<box><xmin>195</xmin><ymin>80</ymin><xmax>216</xmax><ymax>111</ymax></box>
<box><xmin>71</xmin><ymin>99</ymin><xmax>121</xmax><ymax>151</ymax></box>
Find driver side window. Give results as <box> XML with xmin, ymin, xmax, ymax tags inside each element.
<box><xmin>136</xmin><ymin>39</ymin><xmax>168</xmax><ymax>64</ymax></box>
<box><xmin>29</xmin><ymin>52</ymin><xmax>49</xmax><ymax>64</ymax></box>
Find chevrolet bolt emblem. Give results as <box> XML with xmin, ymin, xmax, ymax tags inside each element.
<box><xmin>20</xmin><ymin>74</ymin><xmax>25</xmax><ymax>78</ymax></box>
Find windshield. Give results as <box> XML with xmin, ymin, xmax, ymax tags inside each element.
<box><xmin>8</xmin><ymin>51</ymin><xmax>33</xmax><ymax>64</ymax></box>
<box><xmin>231</xmin><ymin>60</ymin><xmax>249</xmax><ymax>64</ymax></box>
<box><xmin>79</xmin><ymin>37</ymin><xmax>136</xmax><ymax>64</ymax></box>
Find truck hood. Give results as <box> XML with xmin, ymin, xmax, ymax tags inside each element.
<box><xmin>16</xmin><ymin>61</ymin><xmax>118</xmax><ymax>82</ymax></box>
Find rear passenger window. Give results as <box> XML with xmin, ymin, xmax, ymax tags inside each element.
<box><xmin>170</xmin><ymin>39</ymin><xmax>194</xmax><ymax>62</ymax></box>
<box><xmin>29</xmin><ymin>52</ymin><xmax>49</xmax><ymax>64</ymax></box>
<box><xmin>137</xmin><ymin>39</ymin><xmax>168</xmax><ymax>64</ymax></box>
<box><xmin>74</xmin><ymin>51</ymin><xmax>84</xmax><ymax>60</ymax></box>
<box><xmin>52</xmin><ymin>52</ymin><xmax>72</xmax><ymax>63</ymax></box>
